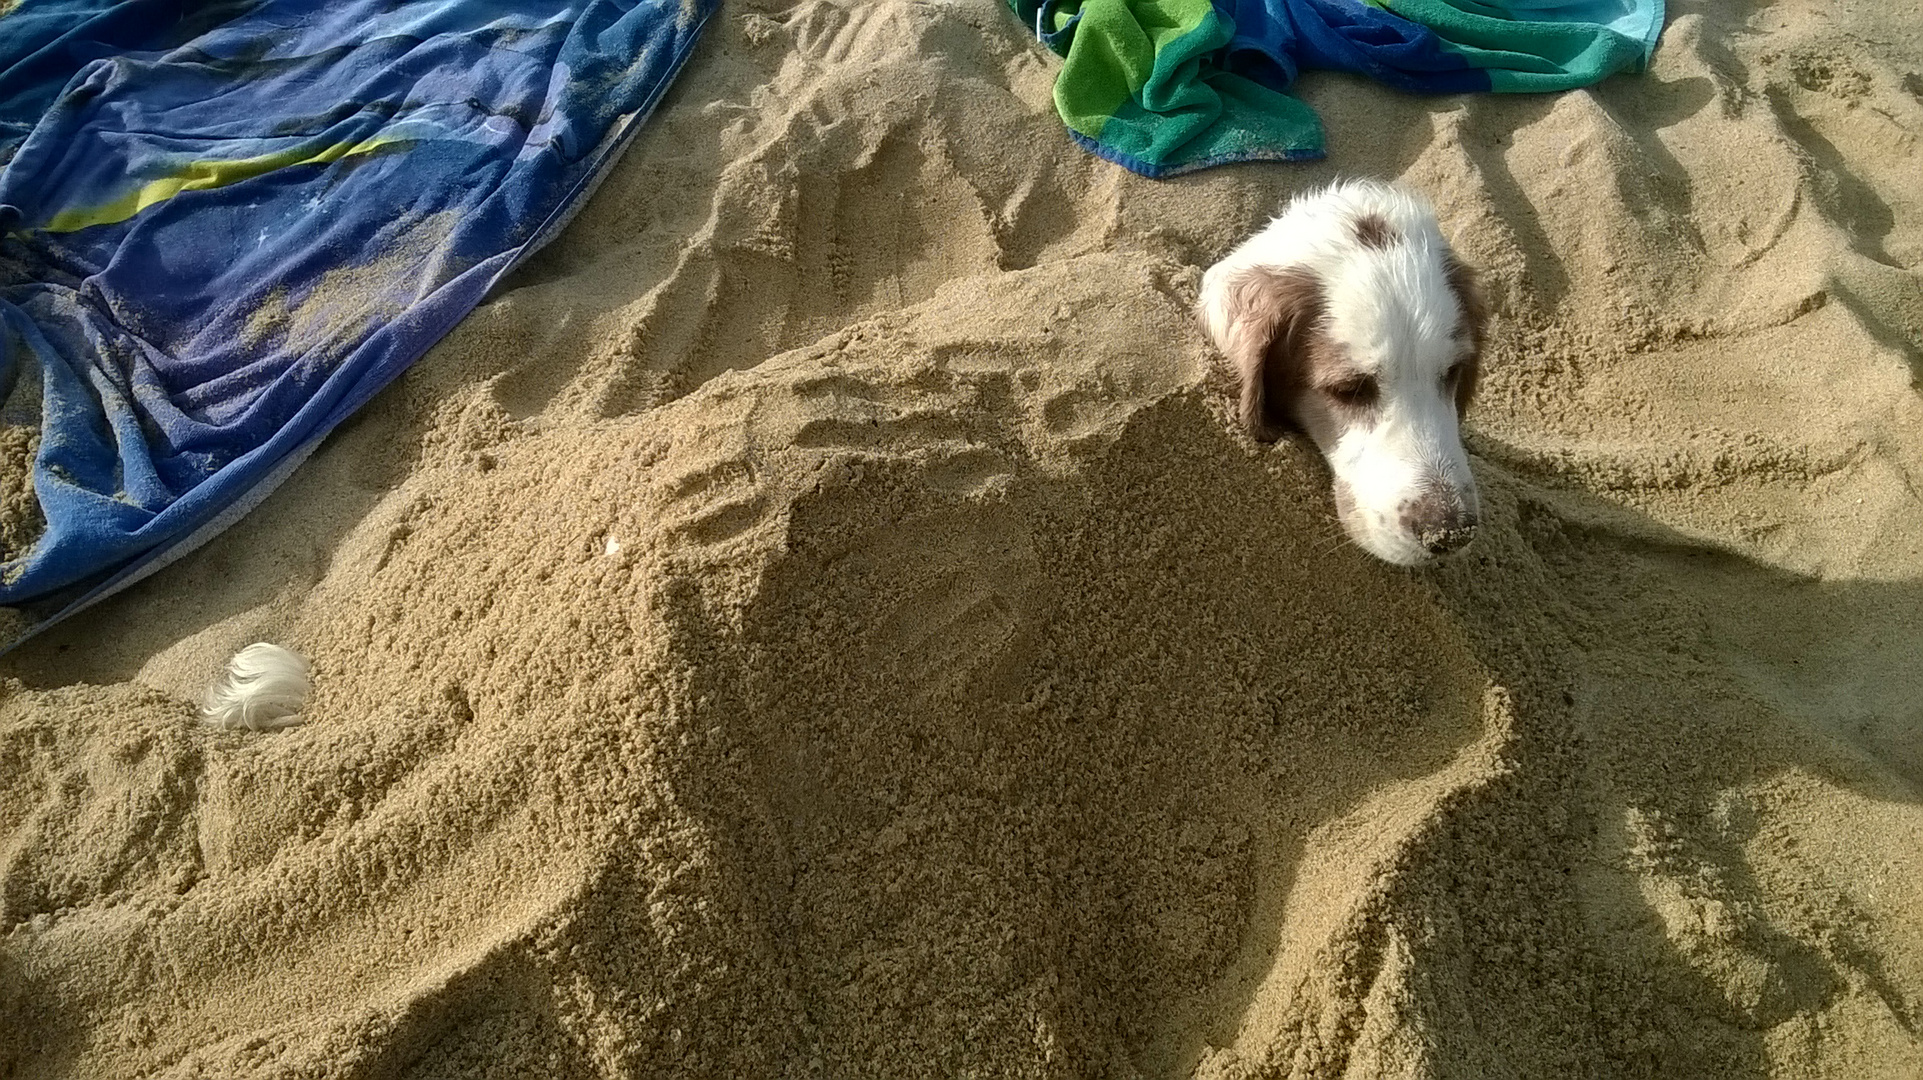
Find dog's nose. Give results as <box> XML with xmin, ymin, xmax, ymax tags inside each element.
<box><xmin>1401</xmin><ymin>494</ymin><xmax>1477</xmax><ymax>556</ymax></box>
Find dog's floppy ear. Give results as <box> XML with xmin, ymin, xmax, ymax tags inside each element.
<box><xmin>1442</xmin><ymin>250</ymin><xmax>1487</xmax><ymax>414</ymax></box>
<box><xmin>1200</xmin><ymin>265</ymin><xmax>1325</xmax><ymax>442</ymax></box>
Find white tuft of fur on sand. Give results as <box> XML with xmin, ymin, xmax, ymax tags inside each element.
<box><xmin>201</xmin><ymin>642</ymin><xmax>311</xmax><ymax>731</ymax></box>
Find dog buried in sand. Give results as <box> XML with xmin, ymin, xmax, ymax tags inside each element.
<box><xmin>1198</xmin><ymin>179</ymin><xmax>1488</xmax><ymax>567</ymax></box>
<box><xmin>202</xmin><ymin>178</ymin><xmax>1487</xmax><ymax>730</ymax></box>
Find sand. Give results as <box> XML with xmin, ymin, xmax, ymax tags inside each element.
<box><xmin>3</xmin><ymin>0</ymin><xmax>1921</xmax><ymax>1075</ymax></box>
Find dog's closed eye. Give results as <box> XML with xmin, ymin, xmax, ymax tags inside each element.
<box><xmin>1444</xmin><ymin>354</ymin><xmax>1479</xmax><ymax>413</ymax></box>
<box><xmin>1323</xmin><ymin>374</ymin><xmax>1379</xmax><ymax>408</ymax></box>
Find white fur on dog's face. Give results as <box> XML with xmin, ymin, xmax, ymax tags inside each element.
<box><xmin>1197</xmin><ymin>180</ymin><xmax>1486</xmax><ymax>566</ymax></box>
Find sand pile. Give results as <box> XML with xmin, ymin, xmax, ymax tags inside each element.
<box><xmin>3</xmin><ymin>0</ymin><xmax>1921</xmax><ymax>1076</ymax></box>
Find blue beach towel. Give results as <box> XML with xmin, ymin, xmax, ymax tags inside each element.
<box><xmin>0</xmin><ymin>0</ymin><xmax>715</xmax><ymax>645</ymax></box>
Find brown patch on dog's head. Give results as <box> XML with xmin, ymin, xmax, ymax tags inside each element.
<box><xmin>1218</xmin><ymin>266</ymin><xmax>1335</xmax><ymax>441</ymax></box>
<box><xmin>1442</xmin><ymin>251</ymin><xmax>1487</xmax><ymax>414</ymax></box>
<box><xmin>1351</xmin><ymin>212</ymin><xmax>1399</xmax><ymax>250</ymax></box>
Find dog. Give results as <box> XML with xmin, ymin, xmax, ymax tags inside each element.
<box><xmin>1197</xmin><ymin>179</ymin><xmax>1488</xmax><ymax>566</ymax></box>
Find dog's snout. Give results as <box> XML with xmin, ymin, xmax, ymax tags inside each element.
<box><xmin>1401</xmin><ymin>492</ymin><xmax>1477</xmax><ymax>556</ymax></box>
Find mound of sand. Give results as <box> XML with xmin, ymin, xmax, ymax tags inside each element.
<box><xmin>3</xmin><ymin>1</ymin><xmax>1920</xmax><ymax>1076</ymax></box>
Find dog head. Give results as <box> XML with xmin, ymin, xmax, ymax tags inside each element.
<box><xmin>1198</xmin><ymin>180</ymin><xmax>1487</xmax><ymax>566</ymax></box>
